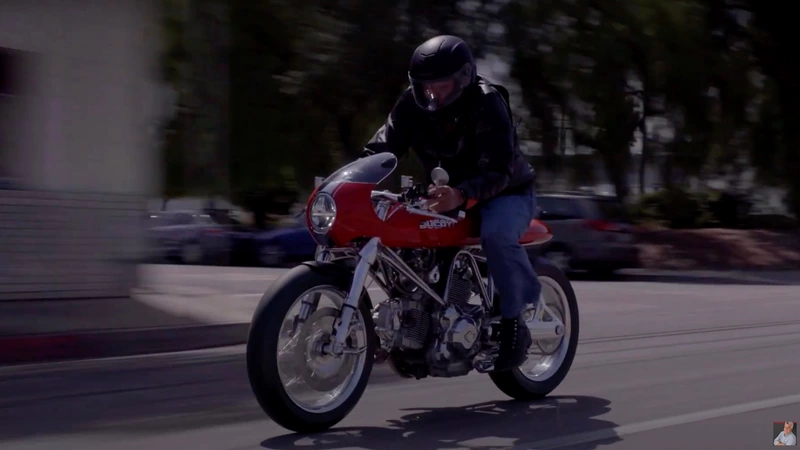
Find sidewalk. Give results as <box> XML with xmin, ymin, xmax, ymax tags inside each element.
<box><xmin>0</xmin><ymin>296</ymin><xmax>248</xmax><ymax>366</ymax></box>
<box><xmin>3</xmin><ymin>264</ymin><xmax>797</xmax><ymax>367</ymax></box>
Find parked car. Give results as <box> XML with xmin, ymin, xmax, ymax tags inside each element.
<box><xmin>533</xmin><ymin>192</ymin><xmax>639</xmax><ymax>275</ymax></box>
<box><xmin>147</xmin><ymin>209</ymin><xmax>245</xmax><ymax>265</ymax></box>
<box><xmin>252</xmin><ymin>215</ymin><xmax>318</xmax><ymax>267</ymax></box>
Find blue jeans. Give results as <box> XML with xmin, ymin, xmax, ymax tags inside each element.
<box><xmin>480</xmin><ymin>188</ymin><xmax>541</xmax><ymax>318</ymax></box>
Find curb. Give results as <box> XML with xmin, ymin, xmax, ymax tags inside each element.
<box><xmin>0</xmin><ymin>323</ymin><xmax>250</xmax><ymax>366</ymax></box>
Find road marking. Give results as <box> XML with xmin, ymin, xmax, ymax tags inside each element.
<box><xmin>518</xmin><ymin>393</ymin><xmax>800</xmax><ymax>449</ymax></box>
<box><xmin>0</xmin><ymin>344</ymin><xmax>247</xmax><ymax>376</ymax></box>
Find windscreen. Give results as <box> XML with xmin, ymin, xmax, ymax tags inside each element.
<box><xmin>317</xmin><ymin>152</ymin><xmax>398</xmax><ymax>191</ymax></box>
<box><xmin>593</xmin><ymin>198</ymin><xmax>630</xmax><ymax>222</ymax></box>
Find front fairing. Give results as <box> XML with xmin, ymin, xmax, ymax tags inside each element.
<box><xmin>316</xmin><ymin>153</ymin><xmax>398</xmax><ymax>192</ymax></box>
<box><xmin>306</xmin><ymin>153</ymin><xmax>398</xmax><ymax>246</ymax></box>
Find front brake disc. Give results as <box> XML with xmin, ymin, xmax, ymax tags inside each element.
<box><xmin>293</xmin><ymin>307</ymin><xmax>356</xmax><ymax>391</ymax></box>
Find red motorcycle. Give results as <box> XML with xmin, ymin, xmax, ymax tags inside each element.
<box><xmin>246</xmin><ymin>153</ymin><xmax>579</xmax><ymax>433</ymax></box>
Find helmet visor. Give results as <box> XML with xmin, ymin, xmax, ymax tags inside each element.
<box><xmin>409</xmin><ymin>63</ymin><xmax>473</xmax><ymax>112</ymax></box>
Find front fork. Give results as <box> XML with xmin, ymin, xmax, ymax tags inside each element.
<box><xmin>322</xmin><ymin>238</ymin><xmax>379</xmax><ymax>356</ymax></box>
<box><xmin>289</xmin><ymin>246</ymin><xmax>330</xmax><ymax>333</ymax></box>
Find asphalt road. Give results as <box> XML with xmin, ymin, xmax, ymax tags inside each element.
<box><xmin>2</xmin><ymin>267</ymin><xmax>800</xmax><ymax>449</ymax></box>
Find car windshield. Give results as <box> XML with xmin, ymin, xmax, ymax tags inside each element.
<box><xmin>594</xmin><ymin>199</ymin><xmax>629</xmax><ymax>222</ymax></box>
<box><xmin>537</xmin><ymin>197</ymin><xmax>582</xmax><ymax>220</ymax></box>
<box><xmin>317</xmin><ymin>152</ymin><xmax>398</xmax><ymax>191</ymax></box>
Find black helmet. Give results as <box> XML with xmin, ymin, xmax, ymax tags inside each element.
<box><xmin>408</xmin><ymin>35</ymin><xmax>477</xmax><ymax>113</ymax></box>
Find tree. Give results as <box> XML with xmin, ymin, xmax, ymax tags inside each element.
<box><xmin>156</xmin><ymin>0</ymin><xmax>799</xmax><ymax>219</ymax></box>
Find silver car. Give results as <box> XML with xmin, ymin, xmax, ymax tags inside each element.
<box><xmin>534</xmin><ymin>192</ymin><xmax>639</xmax><ymax>276</ymax></box>
<box><xmin>147</xmin><ymin>210</ymin><xmax>233</xmax><ymax>265</ymax></box>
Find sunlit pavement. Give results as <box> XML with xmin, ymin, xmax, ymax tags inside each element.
<box><xmin>0</xmin><ymin>265</ymin><xmax>798</xmax><ymax>449</ymax></box>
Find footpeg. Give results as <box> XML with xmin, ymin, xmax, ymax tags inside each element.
<box><xmin>473</xmin><ymin>350</ymin><xmax>497</xmax><ymax>373</ymax></box>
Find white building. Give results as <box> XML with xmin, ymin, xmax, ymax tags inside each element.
<box><xmin>0</xmin><ymin>1</ymin><xmax>164</xmax><ymax>300</ymax></box>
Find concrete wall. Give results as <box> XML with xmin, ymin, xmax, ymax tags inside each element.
<box><xmin>0</xmin><ymin>0</ymin><xmax>163</xmax><ymax>300</ymax></box>
<box><xmin>0</xmin><ymin>190</ymin><xmax>144</xmax><ymax>300</ymax></box>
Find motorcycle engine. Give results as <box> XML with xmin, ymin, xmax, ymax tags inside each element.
<box><xmin>373</xmin><ymin>250</ymin><xmax>486</xmax><ymax>378</ymax></box>
<box><xmin>425</xmin><ymin>253</ymin><xmax>485</xmax><ymax>377</ymax></box>
<box><xmin>373</xmin><ymin>249</ymin><xmax>439</xmax><ymax>353</ymax></box>
<box><xmin>373</xmin><ymin>298</ymin><xmax>431</xmax><ymax>351</ymax></box>
<box><xmin>391</xmin><ymin>249</ymin><xmax>438</xmax><ymax>294</ymax></box>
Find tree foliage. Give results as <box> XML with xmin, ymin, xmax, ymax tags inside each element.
<box><xmin>158</xmin><ymin>0</ymin><xmax>800</xmax><ymax>216</ymax></box>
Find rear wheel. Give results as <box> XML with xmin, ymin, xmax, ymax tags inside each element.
<box><xmin>246</xmin><ymin>263</ymin><xmax>376</xmax><ymax>433</ymax></box>
<box><xmin>489</xmin><ymin>261</ymin><xmax>580</xmax><ymax>400</ymax></box>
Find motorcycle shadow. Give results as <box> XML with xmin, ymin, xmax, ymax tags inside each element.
<box><xmin>261</xmin><ymin>395</ymin><xmax>621</xmax><ymax>450</ymax></box>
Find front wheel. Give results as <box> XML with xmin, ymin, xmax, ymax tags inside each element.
<box><xmin>246</xmin><ymin>263</ymin><xmax>376</xmax><ymax>433</ymax></box>
<box><xmin>489</xmin><ymin>260</ymin><xmax>580</xmax><ymax>400</ymax></box>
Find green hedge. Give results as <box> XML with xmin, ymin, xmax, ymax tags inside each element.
<box><xmin>739</xmin><ymin>214</ymin><xmax>800</xmax><ymax>230</ymax></box>
<box><xmin>630</xmin><ymin>188</ymin><xmax>798</xmax><ymax>229</ymax></box>
<box><xmin>630</xmin><ymin>189</ymin><xmax>715</xmax><ymax>228</ymax></box>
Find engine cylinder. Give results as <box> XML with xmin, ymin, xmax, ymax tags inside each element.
<box><xmin>446</xmin><ymin>275</ymin><xmax>473</xmax><ymax>309</ymax></box>
<box><xmin>402</xmin><ymin>307</ymin><xmax>430</xmax><ymax>349</ymax></box>
<box><xmin>373</xmin><ymin>299</ymin><xmax>430</xmax><ymax>351</ymax></box>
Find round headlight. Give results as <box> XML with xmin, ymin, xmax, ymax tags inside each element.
<box><xmin>309</xmin><ymin>193</ymin><xmax>336</xmax><ymax>233</ymax></box>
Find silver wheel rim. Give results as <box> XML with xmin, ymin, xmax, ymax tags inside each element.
<box><xmin>260</xmin><ymin>245</ymin><xmax>282</xmax><ymax>266</ymax></box>
<box><xmin>276</xmin><ymin>286</ymin><xmax>368</xmax><ymax>414</ymax></box>
<box><xmin>518</xmin><ymin>275</ymin><xmax>571</xmax><ymax>382</ymax></box>
<box><xmin>182</xmin><ymin>243</ymin><xmax>203</xmax><ymax>264</ymax></box>
<box><xmin>545</xmin><ymin>251</ymin><xmax>571</xmax><ymax>272</ymax></box>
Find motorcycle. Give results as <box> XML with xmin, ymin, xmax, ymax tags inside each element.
<box><xmin>246</xmin><ymin>152</ymin><xmax>580</xmax><ymax>433</ymax></box>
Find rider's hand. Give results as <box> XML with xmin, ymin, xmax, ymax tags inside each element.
<box><xmin>427</xmin><ymin>185</ymin><xmax>465</xmax><ymax>213</ymax></box>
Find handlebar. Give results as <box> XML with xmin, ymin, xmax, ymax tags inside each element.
<box><xmin>371</xmin><ymin>185</ymin><xmax>466</xmax><ymax>224</ymax></box>
<box><xmin>370</xmin><ymin>191</ymin><xmax>401</xmax><ymax>202</ymax></box>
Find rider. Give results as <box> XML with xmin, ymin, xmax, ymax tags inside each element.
<box><xmin>361</xmin><ymin>35</ymin><xmax>541</xmax><ymax>371</ymax></box>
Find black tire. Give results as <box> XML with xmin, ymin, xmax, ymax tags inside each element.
<box><xmin>246</xmin><ymin>262</ymin><xmax>376</xmax><ymax>433</ymax></box>
<box><xmin>489</xmin><ymin>259</ymin><xmax>580</xmax><ymax>400</ymax></box>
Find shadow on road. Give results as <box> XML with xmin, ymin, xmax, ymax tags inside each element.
<box><xmin>261</xmin><ymin>395</ymin><xmax>620</xmax><ymax>450</ymax></box>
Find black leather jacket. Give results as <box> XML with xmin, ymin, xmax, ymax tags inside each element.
<box><xmin>363</xmin><ymin>77</ymin><xmax>536</xmax><ymax>206</ymax></box>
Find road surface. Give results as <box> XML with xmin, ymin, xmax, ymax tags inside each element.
<box><xmin>134</xmin><ymin>264</ymin><xmax>800</xmax><ymax>327</ymax></box>
<box><xmin>1</xmin><ymin>267</ymin><xmax>799</xmax><ymax>449</ymax></box>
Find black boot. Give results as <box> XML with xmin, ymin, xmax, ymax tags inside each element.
<box><xmin>493</xmin><ymin>316</ymin><xmax>532</xmax><ymax>372</ymax></box>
